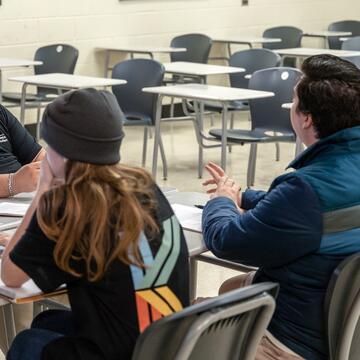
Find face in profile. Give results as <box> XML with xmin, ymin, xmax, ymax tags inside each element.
<box><xmin>46</xmin><ymin>146</ymin><xmax>67</xmax><ymax>181</ymax></box>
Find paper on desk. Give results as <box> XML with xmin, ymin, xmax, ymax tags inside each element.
<box><xmin>0</xmin><ymin>202</ymin><xmax>30</xmax><ymax>216</ymax></box>
<box><xmin>0</xmin><ymin>278</ymin><xmax>42</xmax><ymax>300</ymax></box>
<box><xmin>172</xmin><ymin>203</ymin><xmax>202</xmax><ymax>233</ymax></box>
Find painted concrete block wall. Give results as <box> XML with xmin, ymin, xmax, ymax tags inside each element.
<box><xmin>0</xmin><ymin>0</ymin><xmax>358</xmax><ymax>118</ymax></box>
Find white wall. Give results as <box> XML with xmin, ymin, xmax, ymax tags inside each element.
<box><xmin>0</xmin><ymin>0</ymin><xmax>359</xmax><ymax>98</ymax></box>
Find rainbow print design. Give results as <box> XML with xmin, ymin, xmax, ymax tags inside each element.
<box><xmin>130</xmin><ymin>215</ymin><xmax>183</xmax><ymax>332</ymax></box>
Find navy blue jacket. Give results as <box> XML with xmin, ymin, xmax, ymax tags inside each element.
<box><xmin>202</xmin><ymin>126</ymin><xmax>360</xmax><ymax>360</ymax></box>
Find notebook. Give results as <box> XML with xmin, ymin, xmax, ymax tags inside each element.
<box><xmin>171</xmin><ymin>203</ymin><xmax>202</xmax><ymax>233</ymax></box>
<box><xmin>0</xmin><ymin>202</ymin><xmax>30</xmax><ymax>217</ymax></box>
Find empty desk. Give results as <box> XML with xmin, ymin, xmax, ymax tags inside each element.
<box><xmin>8</xmin><ymin>73</ymin><xmax>126</xmax><ymax>125</ymax></box>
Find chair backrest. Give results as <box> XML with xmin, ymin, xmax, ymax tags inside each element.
<box><xmin>324</xmin><ymin>253</ymin><xmax>360</xmax><ymax>360</ymax></box>
<box><xmin>262</xmin><ymin>26</ymin><xmax>303</xmax><ymax>49</ymax></box>
<box><xmin>34</xmin><ymin>44</ymin><xmax>79</xmax><ymax>95</ymax></box>
<box><xmin>229</xmin><ymin>49</ymin><xmax>281</xmax><ymax>89</ymax></box>
<box><xmin>328</xmin><ymin>20</ymin><xmax>360</xmax><ymax>49</ymax></box>
<box><xmin>132</xmin><ymin>283</ymin><xmax>278</xmax><ymax>360</ymax></box>
<box><xmin>170</xmin><ymin>33</ymin><xmax>212</xmax><ymax>63</ymax></box>
<box><xmin>341</xmin><ymin>55</ymin><xmax>360</xmax><ymax>69</ymax></box>
<box><xmin>341</xmin><ymin>36</ymin><xmax>360</xmax><ymax>51</ymax></box>
<box><xmin>112</xmin><ymin>59</ymin><xmax>165</xmax><ymax>124</ymax></box>
<box><xmin>248</xmin><ymin>67</ymin><xmax>302</xmax><ymax>133</ymax></box>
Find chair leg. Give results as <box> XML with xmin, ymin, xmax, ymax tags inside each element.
<box><xmin>159</xmin><ymin>136</ymin><xmax>168</xmax><ymax>180</ymax></box>
<box><xmin>142</xmin><ymin>127</ymin><xmax>148</xmax><ymax>167</ymax></box>
<box><xmin>229</xmin><ymin>113</ymin><xmax>235</xmax><ymax>153</ymax></box>
<box><xmin>36</xmin><ymin>103</ymin><xmax>41</xmax><ymax>140</ymax></box>
<box><xmin>251</xmin><ymin>144</ymin><xmax>258</xmax><ymax>186</ymax></box>
<box><xmin>275</xmin><ymin>143</ymin><xmax>280</xmax><ymax>161</ymax></box>
<box><xmin>2</xmin><ymin>303</ymin><xmax>16</xmax><ymax>353</ymax></box>
<box><xmin>209</xmin><ymin>113</ymin><xmax>215</xmax><ymax>127</ymax></box>
<box><xmin>247</xmin><ymin>144</ymin><xmax>255</xmax><ymax>188</ymax></box>
<box><xmin>170</xmin><ymin>97</ymin><xmax>175</xmax><ymax>118</ymax></box>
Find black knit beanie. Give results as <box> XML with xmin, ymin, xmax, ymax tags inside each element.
<box><xmin>41</xmin><ymin>88</ymin><xmax>125</xmax><ymax>165</ymax></box>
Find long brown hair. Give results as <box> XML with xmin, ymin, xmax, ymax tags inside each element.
<box><xmin>37</xmin><ymin>161</ymin><xmax>159</xmax><ymax>282</ymax></box>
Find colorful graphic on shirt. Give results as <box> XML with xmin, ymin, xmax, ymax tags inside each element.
<box><xmin>130</xmin><ymin>215</ymin><xmax>183</xmax><ymax>331</ymax></box>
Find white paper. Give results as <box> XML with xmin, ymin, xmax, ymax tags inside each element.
<box><xmin>0</xmin><ymin>279</ymin><xmax>43</xmax><ymax>300</ymax></box>
<box><xmin>172</xmin><ymin>203</ymin><xmax>202</xmax><ymax>233</ymax></box>
<box><xmin>0</xmin><ymin>202</ymin><xmax>30</xmax><ymax>217</ymax></box>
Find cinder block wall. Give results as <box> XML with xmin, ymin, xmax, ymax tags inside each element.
<box><xmin>0</xmin><ymin>0</ymin><xmax>358</xmax><ymax>118</ymax></box>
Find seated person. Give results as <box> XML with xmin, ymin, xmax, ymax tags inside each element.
<box><xmin>0</xmin><ymin>105</ymin><xmax>45</xmax><ymax>197</ymax></box>
<box><xmin>2</xmin><ymin>88</ymin><xmax>189</xmax><ymax>360</ymax></box>
<box><xmin>202</xmin><ymin>55</ymin><xmax>360</xmax><ymax>360</ymax></box>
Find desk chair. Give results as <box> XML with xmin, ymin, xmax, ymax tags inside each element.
<box><xmin>132</xmin><ymin>282</ymin><xmax>278</xmax><ymax>360</ymax></box>
<box><xmin>262</xmin><ymin>26</ymin><xmax>303</xmax><ymax>67</ymax></box>
<box><xmin>342</xmin><ymin>55</ymin><xmax>360</xmax><ymax>69</ymax></box>
<box><xmin>342</xmin><ymin>36</ymin><xmax>360</xmax><ymax>51</ymax></box>
<box><xmin>205</xmin><ymin>49</ymin><xmax>281</xmax><ymax>126</ymax></box>
<box><xmin>209</xmin><ymin>67</ymin><xmax>302</xmax><ymax>188</ymax></box>
<box><xmin>2</xmin><ymin>44</ymin><xmax>78</xmax><ymax>136</ymax></box>
<box><xmin>112</xmin><ymin>59</ymin><xmax>168</xmax><ymax>179</ymax></box>
<box><xmin>325</xmin><ymin>253</ymin><xmax>360</xmax><ymax>360</ymax></box>
<box><xmin>328</xmin><ymin>20</ymin><xmax>360</xmax><ymax>49</ymax></box>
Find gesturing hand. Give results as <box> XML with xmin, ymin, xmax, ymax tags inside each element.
<box><xmin>202</xmin><ymin>162</ymin><xmax>243</xmax><ymax>209</ymax></box>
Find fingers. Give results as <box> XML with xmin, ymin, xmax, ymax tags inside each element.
<box><xmin>202</xmin><ymin>178</ymin><xmax>216</xmax><ymax>186</ymax></box>
<box><xmin>204</xmin><ymin>164</ymin><xmax>222</xmax><ymax>182</ymax></box>
<box><xmin>207</xmin><ymin>162</ymin><xmax>225</xmax><ymax>177</ymax></box>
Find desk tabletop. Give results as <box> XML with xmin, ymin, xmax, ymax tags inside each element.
<box><xmin>164</xmin><ymin>61</ymin><xmax>245</xmax><ymax>76</ymax></box>
<box><xmin>275</xmin><ymin>47</ymin><xmax>360</xmax><ymax>57</ymax></box>
<box><xmin>143</xmin><ymin>83</ymin><xmax>274</xmax><ymax>102</ymax></box>
<box><xmin>282</xmin><ymin>103</ymin><xmax>293</xmax><ymax>109</ymax></box>
<box><xmin>9</xmin><ymin>73</ymin><xmax>126</xmax><ymax>89</ymax></box>
<box><xmin>97</xmin><ymin>46</ymin><xmax>186</xmax><ymax>53</ymax></box>
<box><xmin>303</xmin><ymin>31</ymin><xmax>352</xmax><ymax>38</ymax></box>
<box><xmin>212</xmin><ymin>36</ymin><xmax>282</xmax><ymax>45</ymax></box>
<box><xmin>0</xmin><ymin>58</ymin><xmax>42</xmax><ymax>69</ymax></box>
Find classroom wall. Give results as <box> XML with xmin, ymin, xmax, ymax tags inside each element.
<box><xmin>0</xmin><ymin>0</ymin><xmax>359</xmax><ymax>109</ymax></box>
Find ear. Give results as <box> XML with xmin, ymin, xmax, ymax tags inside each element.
<box><xmin>302</xmin><ymin>113</ymin><xmax>313</xmax><ymax>130</ymax></box>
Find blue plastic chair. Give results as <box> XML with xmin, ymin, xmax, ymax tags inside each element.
<box><xmin>328</xmin><ymin>20</ymin><xmax>360</xmax><ymax>50</ymax></box>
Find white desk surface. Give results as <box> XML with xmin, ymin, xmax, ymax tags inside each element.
<box><xmin>143</xmin><ymin>83</ymin><xmax>274</xmax><ymax>102</ymax></box>
<box><xmin>303</xmin><ymin>31</ymin><xmax>352</xmax><ymax>38</ymax></box>
<box><xmin>97</xmin><ymin>46</ymin><xmax>187</xmax><ymax>53</ymax></box>
<box><xmin>275</xmin><ymin>47</ymin><xmax>360</xmax><ymax>57</ymax></box>
<box><xmin>164</xmin><ymin>61</ymin><xmax>245</xmax><ymax>76</ymax></box>
<box><xmin>0</xmin><ymin>58</ymin><xmax>42</xmax><ymax>69</ymax></box>
<box><xmin>212</xmin><ymin>36</ymin><xmax>282</xmax><ymax>45</ymax></box>
<box><xmin>9</xmin><ymin>73</ymin><xmax>126</xmax><ymax>89</ymax></box>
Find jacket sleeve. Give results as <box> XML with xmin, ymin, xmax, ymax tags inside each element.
<box><xmin>202</xmin><ymin>175</ymin><xmax>323</xmax><ymax>268</ymax></box>
<box><xmin>241</xmin><ymin>189</ymin><xmax>267</xmax><ymax>210</ymax></box>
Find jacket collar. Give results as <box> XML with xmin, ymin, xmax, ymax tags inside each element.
<box><xmin>287</xmin><ymin>125</ymin><xmax>360</xmax><ymax>170</ymax></box>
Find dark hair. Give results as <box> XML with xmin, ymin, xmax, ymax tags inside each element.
<box><xmin>296</xmin><ymin>54</ymin><xmax>360</xmax><ymax>138</ymax></box>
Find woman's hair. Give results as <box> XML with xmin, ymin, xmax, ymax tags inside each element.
<box><xmin>37</xmin><ymin>162</ymin><xmax>159</xmax><ymax>282</ymax></box>
<box><xmin>296</xmin><ymin>54</ymin><xmax>360</xmax><ymax>139</ymax></box>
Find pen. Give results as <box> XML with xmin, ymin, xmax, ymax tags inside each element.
<box><xmin>194</xmin><ymin>205</ymin><xmax>204</xmax><ymax>209</ymax></box>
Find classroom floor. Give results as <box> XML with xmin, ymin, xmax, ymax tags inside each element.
<box><xmin>0</xmin><ymin>111</ymin><xmax>297</xmax><ymax>358</ymax></box>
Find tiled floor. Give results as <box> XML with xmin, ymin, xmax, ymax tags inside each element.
<box><xmin>0</xmin><ymin>111</ymin><xmax>297</xmax><ymax>357</ymax></box>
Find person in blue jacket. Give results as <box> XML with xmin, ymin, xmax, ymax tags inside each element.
<box><xmin>202</xmin><ymin>54</ymin><xmax>360</xmax><ymax>360</ymax></box>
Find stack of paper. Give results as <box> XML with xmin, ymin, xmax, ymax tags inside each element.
<box><xmin>171</xmin><ymin>203</ymin><xmax>202</xmax><ymax>233</ymax></box>
<box><xmin>0</xmin><ymin>202</ymin><xmax>30</xmax><ymax>217</ymax></box>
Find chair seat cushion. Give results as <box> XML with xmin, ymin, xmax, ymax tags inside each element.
<box><xmin>209</xmin><ymin>128</ymin><xmax>295</xmax><ymax>143</ymax></box>
<box><xmin>123</xmin><ymin>112</ymin><xmax>152</xmax><ymax>126</ymax></box>
<box><xmin>205</xmin><ymin>100</ymin><xmax>249</xmax><ymax>113</ymax></box>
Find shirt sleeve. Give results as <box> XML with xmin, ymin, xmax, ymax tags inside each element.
<box><xmin>10</xmin><ymin>212</ymin><xmax>77</xmax><ymax>293</ymax></box>
<box><xmin>202</xmin><ymin>175</ymin><xmax>323</xmax><ymax>268</ymax></box>
<box><xmin>241</xmin><ymin>189</ymin><xmax>267</xmax><ymax>210</ymax></box>
<box><xmin>0</xmin><ymin>106</ymin><xmax>42</xmax><ymax>165</ymax></box>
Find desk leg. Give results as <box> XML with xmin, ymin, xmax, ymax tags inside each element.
<box><xmin>1</xmin><ymin>303</ymin><xmax>16</xmax><ymax>352</ymax></box>
<box><xmin>104</xmin><ymin>50</ymin><xmax>111</xmax><ymax>78</ymax></box>
<box><xmin>220</xmin><ymin>104</ymin><xmax>229</xmax><ymax>171</ymax></box>
<box><xmin>20</xmin><ymin>83</ymin><xmax>28</xmax><ymax>126</ymax></box>
<box><xmin>152</xmin><ymin>95</ymin><xmax>163</xmax><ymax>179</ymax></box>
<box><xmin>189</xmin><ymin>257</ymin><xmax>198</xmax><ymax>301</ymax></box>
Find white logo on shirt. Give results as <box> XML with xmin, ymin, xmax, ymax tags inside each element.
<box><xmin>0</xmin><ymin>134</ymin><xmax>8</xmax><ymax>143</ymax></box>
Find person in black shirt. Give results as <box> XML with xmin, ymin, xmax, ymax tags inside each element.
<box><xmin>0</xmin><ymin>105</ymin><xmax>45</xmax><ymax>197</ymax></box>
<box><xmin>2</xmin><ymin>88</ymin><xmax>189</xmax><ymax>360</ymax></box>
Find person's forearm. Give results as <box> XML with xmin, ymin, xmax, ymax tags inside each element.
<box><xmin>1</xmin><ymin>191</ymin><xmax>43</xmax><ymax>287</ymax></box>
<box><xmin>0</xmin><ymin>174</ymin><xmax>10</xmax><ymax>198</ymax></box>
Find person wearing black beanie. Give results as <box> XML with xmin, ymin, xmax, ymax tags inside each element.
<box><xmin>2</xmin><ymin>88</ymin><xmax>189</xmax><ymax>360</ymax></box>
